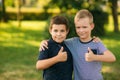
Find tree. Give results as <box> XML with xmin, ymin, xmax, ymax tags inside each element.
<box><xmin>109</xmin><ymin>0</ymin><xmax>119</xmax><ymax>32</ymax></box>
<box><xmin>1</xmin><ymin>0</ymin><xmax>7</xmax><ymax>22</ymax></box>
<box><xmin>17</xmin><ymin>0</ymin><xmax>21</xmax><ymax>27</ymax></box>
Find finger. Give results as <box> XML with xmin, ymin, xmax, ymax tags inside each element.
<box><xmin>40</xmin><ymin>46</ymin><xmax>45</xmax><ymax>51</ymax></box>
<box><xmin>44</xmin><ymin>41</ymin><xmax>48</xmax><ymax>47</ymax></box>
<box><xmin>93</xmin><ymin>36</ymin><xmax>96</xmax><ymax>39</ymax></box>
<box><xmin>92</xmin><ymin>36</ymin><xmax>97</xmax><ymax>42</ymax></box>
<box><xmin>40</xmin><ymin>40</ymin><xmax>48</xmax><ymax>48</ymax></box>
<box><xmin>59</xmin><ymin>47</ymin><xmax>64</xmax><ymax>52</ymax></box>
<box><xmin>88</xmin><ymin>47</ymin><xmax>92</xmax><ymax>53</ymax></box>
<box><xmin>43</xmin><ymin>44</ymin><xmax>48</xmax><ymax>49</ymax></box>
<box><xmin>63</xmin><ymin>51</ymin><xmax>67</xmax><ymax>54</ymax></box>
<box><xmin>41</xmin><ymin>42</ymin><xmax>48</xmax><ymax>49</ymax></box>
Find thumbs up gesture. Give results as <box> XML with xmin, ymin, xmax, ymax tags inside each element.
<box><xmin>56</xmin><ymin>47</ymin><xmax>67</xmax><ymax>62</ymax></box>
<box><xmin>85</xmin><ymin>47</ymin><xmax>95</xmax><ymax>62</ymax></box>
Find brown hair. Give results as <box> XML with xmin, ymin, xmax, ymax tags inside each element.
<box><xmin>49</xmin><ymin>16</ymin><xmax>69</xmax><ymax>31</ymax></box>
<box><xmin>74</xmin><ymin>9</ymin><xmax>93</xmax><ymax>24</ymax></box>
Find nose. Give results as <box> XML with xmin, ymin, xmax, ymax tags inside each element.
<box><xmin>57</xmin><ymin>32</ymin><xmax>61</xmax><ymax>35</ymax></box>
<box><xmin>77</xmin><ymin>28</ymin><xmax>83</xmax><ymax>32</ymax></box>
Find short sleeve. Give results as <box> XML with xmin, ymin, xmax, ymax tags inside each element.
<box><xmin>38</xmin><ymin>49</ymin><xmax>49</xmax><ymax>60</ymax></box>
<box><xmin>97</xmin><ymin>42</ymin><xmax>107</xmax><ymax>54</ymax></box>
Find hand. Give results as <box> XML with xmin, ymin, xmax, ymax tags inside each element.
<box><xmin>85</xmin><ymin>47</ymin><xmax>96</xmax><ymax>62</ymax></box>
<box><xmin>56</xmin><ymin>47</ymin><xmax>67</xmax><ymax>62</ymax></box>
<box><xmin>39</xmin><ymin>40</ymin><xmax>48</xmax><ymax>51</ymax></box>
<box><xmin>93</xmin><ymin>36</ymin><xmax>101</xmax><ymax>42</ymax></box>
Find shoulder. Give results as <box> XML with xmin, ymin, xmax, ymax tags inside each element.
<box><xmin>65</xmin><ymin>37</ymin><xmax>79</xmax><ymax>43</ymax></box>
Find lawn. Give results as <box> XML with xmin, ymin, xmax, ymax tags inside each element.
<box><xmin>0</xmin><ymin>19</ymin><xmax>120</xmax><ymax>80</ymax></box>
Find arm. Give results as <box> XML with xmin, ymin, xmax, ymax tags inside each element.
<box><xmin>93</xmin><ymin>50</ymin><xmax>116</xmax><ymax>62</ymax></box>
<box><xmin>85</xmin><ymin>47</ymin><xmax>116</xmax><ymax>62</ymax></box>
<box><xmin>36</xmin><ymin>47</ymin><xmax>67</xmax><ymax>70</ymax></box>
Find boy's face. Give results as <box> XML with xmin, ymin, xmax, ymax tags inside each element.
<box><xmin>75</xmin><ymin>17</ymin><xmax>94</xmax><ymax>41</ymax></box>
<box><xmin>49</xmin><ymin>24</ymin><xmax>68</xmax><ymax>43</ymax></box>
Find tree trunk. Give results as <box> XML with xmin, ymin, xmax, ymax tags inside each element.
<box><xmin>110</xmin><ymin>0</ymin><xmax>119</xmax><ymax>32</ymax></box>
<box><xmin>17</xmin><ymin>0</ymin><xmax>21</xmax><ymax>27</ymax></box>
<box><xmin>1</xmin><ymin>0</ymin><xmax>7</xmax><ymax>22</ymax></box>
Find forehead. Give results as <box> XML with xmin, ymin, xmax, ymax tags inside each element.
<box><xmin>75</xmin><ymin>17</ymin><xmax>90</xmax><ymax>26</ymax></box>
<box><xmin>52</xmin><ymin>24</ymin><xmax>66</xmax><ymax>30</ymax></box>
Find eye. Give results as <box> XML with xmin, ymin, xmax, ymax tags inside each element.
<box><xmin>76</xmin><ymin>26</ymin><xmax>80</xmax><ymax>29</ymax></box>
<box><xmin>61</xmin><ymin>30</ymin><xmax>65</xmax><ymax>32</ymax></box>
<box><xmin>83</xmin><ymin>26</ymin><xmax>87</xmax><ymax>28</ymax></box>
<box><xmin>54</xmin><ymin>29</ymin><xmax>58</xmax><ymax>32</ymax></box>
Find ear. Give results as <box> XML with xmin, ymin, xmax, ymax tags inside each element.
<box><xmin>91</xmin><ymin>23</ymin><xmax>94</xmax><ymax>30</ymax></box>
<box><xmin>49</xmin><ymin>28</ymin><xmax>52</xmax><ymax>35</ymax></box>
<box><xmin>67</xmin><ymin>29</ymin><xmax>69</xmax><ymax>34</ymax></box>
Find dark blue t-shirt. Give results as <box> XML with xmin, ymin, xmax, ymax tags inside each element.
<box><xmin>38</xmin><ymin>39</ymin><xmax>73</xmax><ymax>80</ymax></box>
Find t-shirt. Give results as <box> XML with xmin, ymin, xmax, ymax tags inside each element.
<box><xmin>38</xmin><ymin>38</ymin><xmax>73</xmax><ymax>80</ymax></box>
<box><xmin>65</xmin><ymin>37</ymin><xmax>107</xmax><ymax>80</ymax></box>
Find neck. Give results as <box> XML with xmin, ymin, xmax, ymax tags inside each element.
<box><xmin>79</xmin><ymin>37</ymin><xmax>92</xmax><ymax>42</ymax></box>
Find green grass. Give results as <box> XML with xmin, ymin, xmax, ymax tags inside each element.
<box><xmin>0</xmin><ymin>19</ymin><xmax>120</xmax><ymax>80</ymax></box>
<box><xmin>0</xmin><ymin>21</ymin><xmax>47</xmax><ymax>80</ymax></box>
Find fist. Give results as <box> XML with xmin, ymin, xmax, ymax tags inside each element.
<box><xmin>57</xmin><ymin>47</ymin><xmax>67</xmax><ymax>62</ymax></box>
<box><xmin>85</xmin><ymin>47</ymin><xmax>95</xmax><ymax>62</ymax></box>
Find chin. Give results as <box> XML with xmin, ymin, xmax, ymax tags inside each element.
<box><xmin>56</xmin><ymin>40</ymin><xmax>64</xmax><ymax>43</ymax></box>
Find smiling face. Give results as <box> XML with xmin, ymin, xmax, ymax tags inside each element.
<box><xmin>49</xmin><ymin>24</ymin><xmax>69</xmax><ymax>43</ymax></box>
<box><xmin>75</xmin><ymin>17</ymin><xmax>94</xmax><ymax>42</ymax></box>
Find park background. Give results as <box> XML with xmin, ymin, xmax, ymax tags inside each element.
<box><xmin>0</xmin><ymin>0</ymin><xmax>120</xmax><ymax>80</ymax></box>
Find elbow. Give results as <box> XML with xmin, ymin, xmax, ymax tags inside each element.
<box><xmin>36</xmin><ymin>62</ymin><xmax>45</xmax><ymax>70</ymax></box>
<box><xmin>36</xmin><ymin>64</ymin><xmax>45</xmax><ymax>70</ymax></box>
<box><xmin>112</xmin><ymin>56</ymin><xmax>116</xmax><ymax>62</ymax></box>
<box><xmin>36</xmin><ymin>65</ymin><xmax>41</xmax><ymax>70</ymax></box>
<box><xmin>109</xmin><ymin>56</ymin><xmax>116</xmax><ymax>62</ymax></box>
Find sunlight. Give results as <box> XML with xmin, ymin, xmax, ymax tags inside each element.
<box><xmin>106</xmin><ymin>15</ymin><xmax>120</xmax><ymax>32</ymax></box>
<box><xmin>24</xmin><ymin>40</ymin><xmax>40</xmax><ymax>47</ymax></box>
<box><xmin>102</xmin><ymin>66</ymin><xmax>113</xmax><ymax>73</ymax></box>
<box><xmin>103</xmin><ymin>39</ymin><xmax>120</xmax><ymax>48</ymax></box>
<box><xmin>9</xmin><ymin>21</ymin><xmax>47</xmax><ymax>30</ymax></box>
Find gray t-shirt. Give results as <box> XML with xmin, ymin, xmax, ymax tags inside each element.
<box><xmin>65</xmin><ymin>37</ymin><xmax>107</xmax><ymax>80</ymax></box>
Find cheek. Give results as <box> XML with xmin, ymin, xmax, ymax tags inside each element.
<box><xmin>63</xmin><ymin>32</ymin><xmax>67</xmax><ymax>37</ymax></box>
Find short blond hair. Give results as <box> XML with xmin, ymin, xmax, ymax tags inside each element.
<box><xmin>74</xmin><ymin>9</ymin><xmax>93</xmax><ymax>24</ymax></box>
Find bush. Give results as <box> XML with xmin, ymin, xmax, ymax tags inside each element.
<box><xmin>5</xmin><ymin>12</ymin><xmax>50</xmax><ymax>20</ymax></box>
<box><xmin>90</xmin><ymin>10</ymin><xmax>108</xmax><ymax>36</ymax></box>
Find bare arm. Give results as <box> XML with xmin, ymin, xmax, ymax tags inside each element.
<box><xmin>94</xmin><ymin>50</ymin><xmax>116</xmax><ymax>62</ymax></box>
<box><xmin>36</xmin><ymin>47</ymin><xmax>67</xmax><ymax>70</ymax></box>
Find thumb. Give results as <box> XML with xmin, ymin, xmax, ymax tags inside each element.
<box><xmin>59</xmin><ymin>47</ymin><xmax>64</xmax><ymax>52</ymax></box>
<box><xmin>88</xmin><ymin>47</ymin><xmax>92</xmax><ymax>53</ymax></box>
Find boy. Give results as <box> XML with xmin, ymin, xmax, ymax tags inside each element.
<box><xmin>64</xmin><ymin>9</ymin><xmax>116</xmax><ymax>80</ymax></box>
<box><xmin>36</xmin><ymin>16</ymin><xmax>73</xmax><ymax>80</ymax></box>
<box><xmin>39</xmin><ymin>9</ymin><xmax>116</xmax><ymax>80</ymax></box>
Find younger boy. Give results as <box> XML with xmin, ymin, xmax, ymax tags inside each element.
<box><xmin>36</xmin><ymin>16</ymin><xmax>73</xmax><ymax>80</ymax></box>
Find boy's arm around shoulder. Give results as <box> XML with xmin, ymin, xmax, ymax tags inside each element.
<box><xmin>94</xmin><ymin>50</ymin><xmax>116</xmax><ymax>62</ymax></box>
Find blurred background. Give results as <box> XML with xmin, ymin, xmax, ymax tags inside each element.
<box><xmin>0</xmin><ymin>0</ymin><xmax>120</xmax><ymax>80</ymax></box>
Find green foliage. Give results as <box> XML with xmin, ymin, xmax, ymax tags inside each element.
<box><xmin>5</xmin><ymin>0</ymin><xmax>14</xmax><ymax>7</ymax></box>
<box><xmin>6</xmin><ymin>12</ymin><xmax>50</xmax><ymax>20</ymax></box>
<box><xmin>90</xmin><ymin>9</ymin><xmax>109</xmax><ymax>36</ymax></box>
<box><xmin>60</xmin><ymin>14</ymin><xmax>78</xmax><ymax>38</ymax></box>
